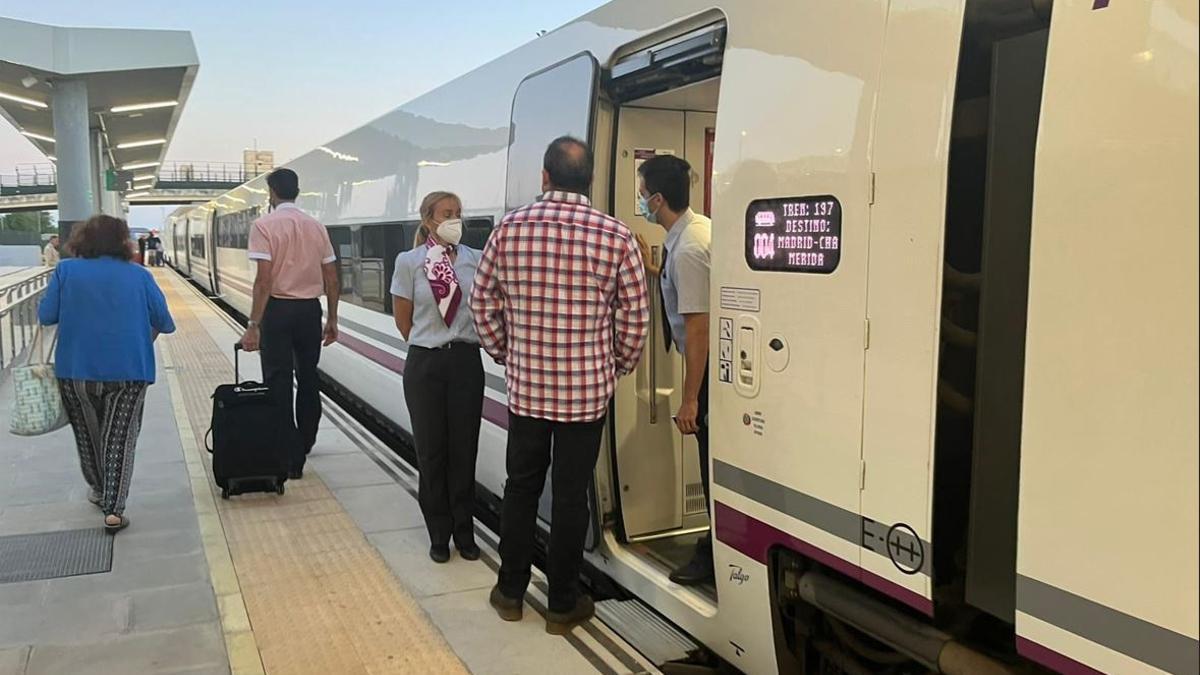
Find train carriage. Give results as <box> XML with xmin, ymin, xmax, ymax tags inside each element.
<box><xmin>166</xmin><ymin>0</ymin><xmax>1199</xmax><ymax>672</ymax></box>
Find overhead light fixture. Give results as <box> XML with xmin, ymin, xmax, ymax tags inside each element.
<box><xmin>116</xmin><ymin>138</ymin><xmax>168</xmax><ymax>149</ymax></box>
<box><xmin>0</xmin><ymin>91</ymin><xmax>48</xmax><ymax>108</ymax></box>
<box><xmin>122</xmin><ymin>161</ymin><xmax>160</xmax><ymax>170</ymax></box>
<box><xmin>21</xmin><ymin>75</ymin><xmax>40</xmax><ymax>89</ymax></box>
<box><xmin>110</xmin><ymin>100</ymin><xmax>178</xmax><ymax>113</ymax></box>
<box><xmin>133</xmin><ymin>173</ymin><xmax>156</xmax><ymax>181</ymax></box>
<box><xmin>133</xmin><ymin>181</ymin><xmax>154</xmax><ymax>188</ymax></box>
<box><xmin>126</xmin><ymin>191</ymin><xmax>150</xmax><ymax>198</ymax></box>
<box><xmin>47</xmin><ymin>155</ymin><xmax>57</xmax><ymax>161</ymax></box>
<box><xmin>20</xmin><ymin>131</ymin><xmax>55</xmax><ymax>143</ymax></box>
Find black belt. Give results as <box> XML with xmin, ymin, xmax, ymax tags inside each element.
<box><xmin>410</xmin><ymin>341</ymin><xmax>480</xmax><ymax>352</ymax></box>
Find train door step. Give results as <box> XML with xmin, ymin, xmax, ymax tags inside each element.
<box><xmin>594</xmin><ymin>598</ymin><xmax>698</xmax><ymax>667</ymax></box>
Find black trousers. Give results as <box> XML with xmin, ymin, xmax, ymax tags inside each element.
<box><xmin>402</xmin><ymin>343</ymin><xmax>485</xmax><ymax>547</ymax></box>
<box><xmin>260</xmin><ymin>297</ymin><xmax>322</xmax><ymax>468</ymax></box>
<box><xmin>498</xmin><ymin>413</ymin><xmax>604</xmax><ymax>613</ymax></box>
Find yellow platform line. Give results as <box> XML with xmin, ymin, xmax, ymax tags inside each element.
<box><xmin>162</xmin><ymin>344</ymin><xmax>267</xmax><ymax>675</ymax></box>
<box><xmin>156</xmin><ymin>271</ymin><xmax>468</xmax><ymax>675</ymax></box>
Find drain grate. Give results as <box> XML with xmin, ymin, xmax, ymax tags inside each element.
<box><xmin>0</xmin><ymin>528</ymin><xmax>114</xmax><ymax>584</ymax></box>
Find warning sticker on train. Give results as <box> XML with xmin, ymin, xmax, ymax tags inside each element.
<box><xmin>745</xmin><ymin>195</ymin><xmax>842</xmax><ymax>274</ymax></box>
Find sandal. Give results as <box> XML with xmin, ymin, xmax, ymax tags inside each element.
<box><xmin>104</xmin><ymin>515</ymin><xmax>130</xmax><ymax>533</ymax></box>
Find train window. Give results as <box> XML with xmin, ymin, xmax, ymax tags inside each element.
<box><xmin>327</xmin><ymin>226</ymin><xmax>354</xmax><ymax>298</ymax></box>
<box><xmin>401</xmin><ymin>222</ymin><xmax>420</xmax><ymax>250</ymax></box>
<box><xmin>461</xmin><ymin>217</ymin><xmax>494</xmax><ymax>249</ymax></box>
<box><xmin>190</xmin><ymin>232</ymin><xmax>206</xmax><ymax>259</ymax></box>
<box><xmin>215</xmin><ymin>207</ymin><xmax>259</xmax><ymax>249</ymax></box>
<box><xmin>744</xmin><ymin>196</ymin><xmax>842</xmax><ymax>274</ymax></box>
<box><xmin>506</xmin><ymin>53</ymin><xmax>599</xmax><ymax>211</ymax></box>
<box><xmin>359</xmin><ymin>225</ymin><xmax>388</xmax><ymax>313</ymax></box>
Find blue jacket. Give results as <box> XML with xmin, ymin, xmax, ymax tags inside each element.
<box><xmin>38</xmin><ymin>257</ymin><xmax>176</xmax><ymax>383</ymax></box>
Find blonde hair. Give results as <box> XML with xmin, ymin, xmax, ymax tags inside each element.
<box><xmin>414</xmin><ymin>191</ymin><xmax>462</xmax><ymax>247</ymax></box>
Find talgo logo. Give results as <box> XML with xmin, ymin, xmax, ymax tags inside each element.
<box><xmin>728</xmin><ymin>565</ymin><xmax>750</xmax><ymax>585</ymax></box>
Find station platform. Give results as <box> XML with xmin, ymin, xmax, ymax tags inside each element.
<box><xmin>0</xmin><ymin>269</ymin><xmax>656</xmax><ymax>675</ymax></box>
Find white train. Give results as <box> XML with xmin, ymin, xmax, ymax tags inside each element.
<box><xmin>165</xmin><ymin>0</ymin><xmax>1199</xmax><ymax>672</ymax></box>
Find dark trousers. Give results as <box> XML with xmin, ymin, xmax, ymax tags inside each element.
<box><xmin>498</xmin><ymin>413</ymin><xmax>605</xmax><ymax>613</ymax></box>
<box><xmin>260</xmin><ymin>297</ymin><xmax>322</xmax><ymax>469</ymax></box>
<box><xmin>402</xmin><ymin>343</ymin><xmax>485</xmax><ymax>547</ymax></box>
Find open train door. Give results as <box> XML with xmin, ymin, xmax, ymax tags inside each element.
<box><xmin>503</xmin><ymin>51</ymin><xmax>601</xmax><ymax>545</ymax></box>
<box><xmin>602</xmin><ymin>20</ymin><xmax>725</xmax><ymax>545</ymax></box>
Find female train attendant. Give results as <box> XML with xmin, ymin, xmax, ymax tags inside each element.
<box><xmin>391</xmin><ymin>191</ymin><xmax>485</xmax><ymax>563</ymax></box>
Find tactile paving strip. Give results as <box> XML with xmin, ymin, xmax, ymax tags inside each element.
<box><xmin>158</xmin><ymin>276</ymin><xmax>468</xmax><ymax>675</ymax></box>
<box><xmin>0</xmin><ymin>527</ymin><xmax>113</xmax><ymax>584</ymax></box>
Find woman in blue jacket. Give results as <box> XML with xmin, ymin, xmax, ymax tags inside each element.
<box><xmin>39</xmin><ymin>215</ymin><xmax>176</xmax><ymax>532</ymax></box>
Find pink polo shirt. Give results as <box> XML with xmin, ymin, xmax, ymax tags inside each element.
<box><xmin>247</xmin><ymin>203</ymin><xmax>336</xmax><ymax>299</ymax></box>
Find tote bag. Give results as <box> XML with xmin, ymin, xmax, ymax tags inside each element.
<box><xmin>9</xmin><ymin>327</ymin><xmax>68</xmax><ymax>436</ymax></box>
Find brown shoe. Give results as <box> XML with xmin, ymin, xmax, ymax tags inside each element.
<box><xmin>489</xmin><ymin>585</ymin><xmax>523</xmax><ymax>622</ymax></box>
<box><xmin>545</xmin><ymin>595</ymin><xmax>594</xmax><ymax>635</ymax></box>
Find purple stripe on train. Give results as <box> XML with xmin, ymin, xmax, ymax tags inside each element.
<box><xmin>336</xmin><ymin>331</ymin><xmax>510</xmax><ymax>430</ymax></box>
<box><xmin>1016</xmin><ymin>636</ymin><xmax>1105</xmax><ymax>675</ymax></box>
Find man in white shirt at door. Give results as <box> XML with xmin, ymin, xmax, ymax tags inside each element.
<box><xmin>635</xmin><ymin>154</ymin><xmax>714</xmax><ymax>586</ymax></box>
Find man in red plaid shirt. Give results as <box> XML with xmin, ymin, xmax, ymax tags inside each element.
<box><xmin>473</xmin><ymin>136</ymin><xmax>649</xmax><ymax>633</ymax></box>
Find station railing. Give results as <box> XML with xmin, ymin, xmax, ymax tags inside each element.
<box><xmin>1</xmin><ymin>160</ymin><xmax>270</xmax><ymax>195</ymax></box>
<box><xmin>0</xmin><ymin>269</ymin><xmax>52</xmax><ymax>376</ymax></box>
<box><xmin>0</xmin><ymin>164</ymin><xmax>57</xmax><ymax>196</ymax></box>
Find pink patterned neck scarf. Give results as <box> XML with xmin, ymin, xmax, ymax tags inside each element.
<box><xmin>423</xmin><ymin>239</ymin><xmax>462</xmax><ymax>326</ymax></box>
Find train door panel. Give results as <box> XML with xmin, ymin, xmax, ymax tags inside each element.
<box><xmin>504</xmin><ymin>51</ymin><xmax>600</xmax><ymax>530</ymax></box>
<box><xmin>610</xmin><ymin>106</ymin><xmax>689</xmax><ymax>538</ymax></box>
<box><xmin>608</xmin><ymin>103</ymin><xmax>718</xmax><ymax>540</ymax></box>
<box><xmin>179</xmin><ymin>218</ymin><xmax>191</xmax><ymax>277</ymax></box>
<box><xmin>707</xmin><ymin>2</ymin><xmax>888</xmax><ymax>581</ymax></box>
<box><xmin>207</xmin><ymin>212</ymin><xmax>220</xmax><ymax>295</ymax></box>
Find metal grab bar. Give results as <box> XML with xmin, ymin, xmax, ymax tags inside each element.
<box><xmin>648</xmin><ymin>245</ymin><xmax>660</xmax><ymax>425</ymax></box>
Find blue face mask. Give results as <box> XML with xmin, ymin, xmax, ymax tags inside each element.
<box><xmin>639</xmin><ymin>192</ymin><xmax>659</xmax><ymax>224</ymax></box>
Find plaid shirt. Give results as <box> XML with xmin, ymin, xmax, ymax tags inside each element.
<box><xmin>471</xmin><ymin>191</ymin><xmax>649</xmax><ymax>422</ymax></box>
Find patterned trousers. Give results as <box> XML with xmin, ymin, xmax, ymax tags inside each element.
<box><xmin>58</xmin><ymin>379</ymin><xmax>149</xmax><ymax>517</ymax></box>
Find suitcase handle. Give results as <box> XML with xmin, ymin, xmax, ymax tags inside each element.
<box><xmin>234</xmin><ymin>342</ymin><xmax>242</xmax><ymax>383</ymax></box>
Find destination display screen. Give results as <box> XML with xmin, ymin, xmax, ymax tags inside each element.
<box><xmin>745</xmin><ymin>196</ymin><xmax>842</xmax><ymax>274</ymax></box>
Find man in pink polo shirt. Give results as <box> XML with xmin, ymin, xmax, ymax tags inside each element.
<box><xmin>239</xmin><ymin>168</ymin><xmax>340</xmax><ymax>478</ymax></box>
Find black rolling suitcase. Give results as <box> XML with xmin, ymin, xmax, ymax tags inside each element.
<box><xmin>206</xmin><ymin>344</ymin><xmax>291</xmax><ymax>499</ymax></box>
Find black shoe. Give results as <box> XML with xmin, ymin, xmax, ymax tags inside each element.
<box><xmin>429</xmin><ymin>545</ymin><xmax>451</xmax><ymax>563</ymax></box>
<box><xmin>669</xmin><ymin>553</ymin><xmax>715</xmax><ymax>586</ymax></box>
<box><xmin>545</xmin><ymin>595</ymin><xmax>595</xmax><ymax>635</ymax></box>
<box><xmin>457</xmin><ymin>542</ymin><xmax>481</xmax><ymax>561</ymax></box>
<box><xmin>489</xmin><ymin>585</ymin><xmax>523</xmax><ymax>622</ymax></box>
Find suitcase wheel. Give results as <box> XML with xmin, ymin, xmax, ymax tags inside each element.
<box><xmin>221</xmin><ymin>487</ymin><xmax>230</xmax><ymax>500</ymax></box>
<box><xmin>276</xmin><ymin>481</ymin><xmax>285</xmax><ymax>496</ymax></box>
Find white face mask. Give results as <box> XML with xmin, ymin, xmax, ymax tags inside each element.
<box><xmin>436</xmin><ymin>218</ymin><xmax>463</xmax><ymax>246</ymax></box>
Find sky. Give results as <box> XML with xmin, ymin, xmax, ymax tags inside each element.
<box><xmin>0</xmin><ymin>1</ymin><xmax>606</xmax><ymax>227</ymax></box>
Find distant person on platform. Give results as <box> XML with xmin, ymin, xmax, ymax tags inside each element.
<box><xmin>38</xmin><ymin>215</ymin><xmax>176</xmax><ymax>533</ymax></box>
<box><xmin>473</xmin><ymin>136</ymin><xmax>649</xmax><ymax>634</ymax></box>
<box><xmin>137</xmin><ymin>234</ymin><xmax>148</xmax><ymax>266</ymax></box>
<box><xmin>145</xmin><ymin>230</ymin><xmax>163</xmax><ymax>267</ymax></box>
<box><xmin>42</xmin><ymin>234</ymin><xmax>60</xmax><ymax>267</ymax></box>
<box><xmin>635</xmin><ymin>154</ymin><xmax>713</xmax><ymax>586</ymax></box>
<box><xmin>238</xmin><ymin>168</ymin><xmax>340</xmax><ymax>479</ymax></box>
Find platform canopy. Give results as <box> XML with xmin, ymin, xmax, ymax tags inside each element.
<box><xmin>0</xmin><ymin>17</ymin><xmax>198</xmax><ymax>227</ymax></box>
